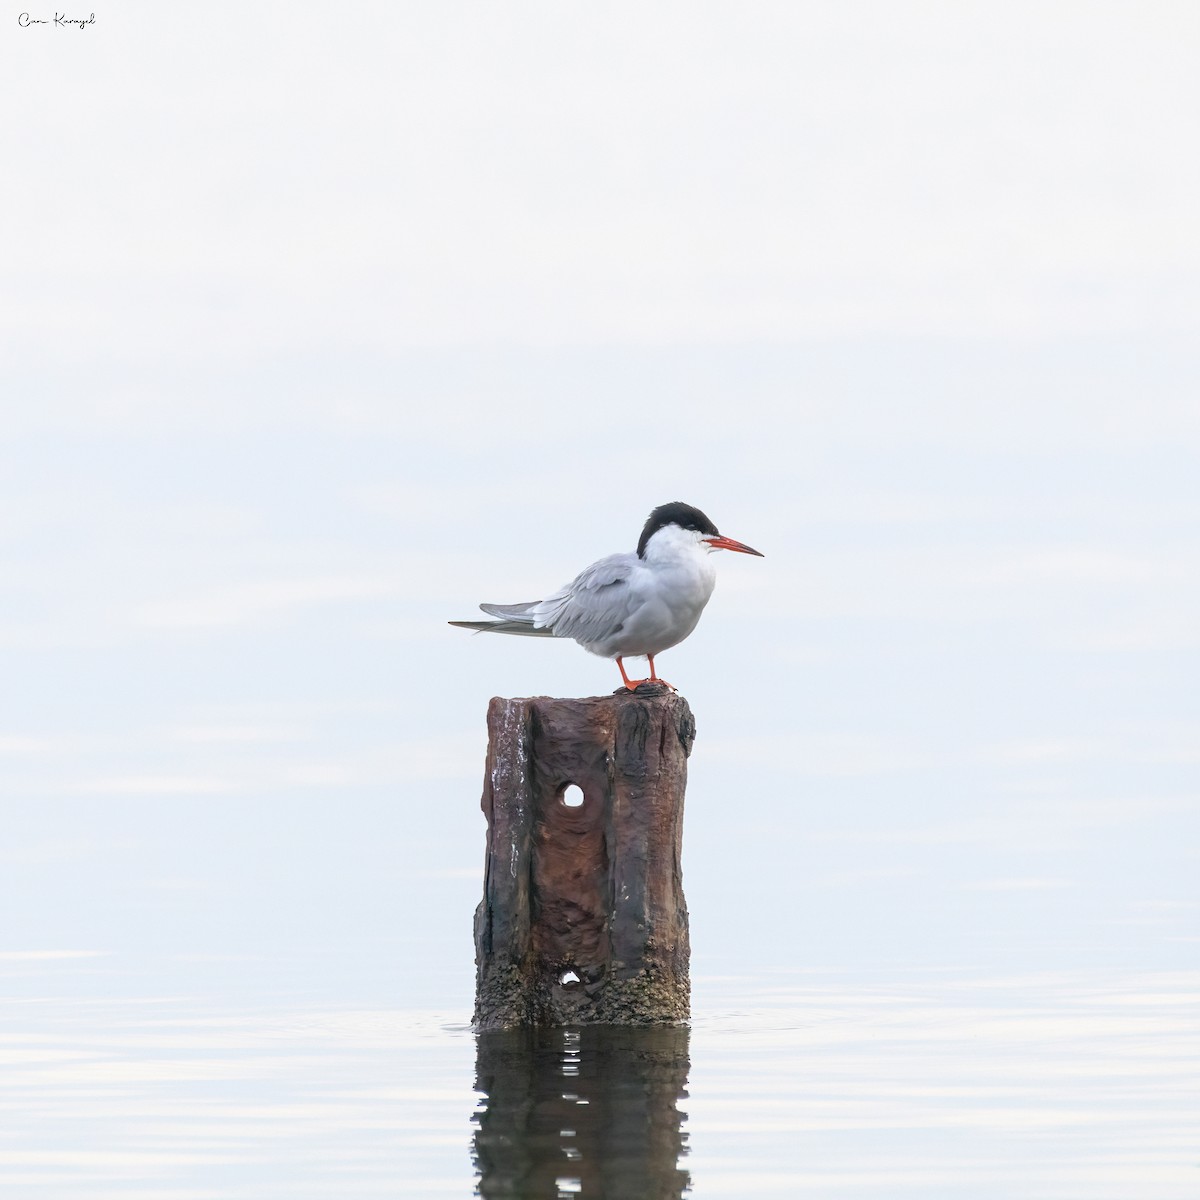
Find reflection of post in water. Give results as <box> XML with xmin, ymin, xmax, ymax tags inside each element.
<box><xmin>473</xmin><ymin>1024</ymin><xmax>691</xmax><ymax>1200</ymax></box>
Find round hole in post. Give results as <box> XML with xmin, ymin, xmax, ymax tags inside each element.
<box><xmin>561</xmin><ymin>784</ymin><xmax>584</xmax><ymax>809</ymax></box>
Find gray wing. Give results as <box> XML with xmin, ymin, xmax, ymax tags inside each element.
<box><xmin>535</xmin><ymin>552</ymin><xmax>638</xmax><ymax>646</ymax></box>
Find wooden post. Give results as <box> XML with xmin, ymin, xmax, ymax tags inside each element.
<box><xmin>473</xmin><ymin>685</ymin><xmax>695</xmax><ymax>1028</ymax></box>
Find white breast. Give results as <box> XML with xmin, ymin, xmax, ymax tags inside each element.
<box><xmin>589</xmin><ymin>526</ymin><xmax>717</xmax><ymax>658</ymax></box>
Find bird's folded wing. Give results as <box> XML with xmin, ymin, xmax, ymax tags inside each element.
<box><xmin>537</xmin><ymin>553</ymin><xmax>637</xmax><ymax>644</ymax></box>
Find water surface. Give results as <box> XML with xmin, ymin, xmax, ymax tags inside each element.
<box><xmin>3</xmin><ymin>966</ymin><xmax>1196</xmax><ymax>1198</ymax></box>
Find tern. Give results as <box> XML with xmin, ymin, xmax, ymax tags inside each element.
<box><xmin>449</xmin><ymin>501</ymin><xmax>764</xmax><ymax>690</ymax></box>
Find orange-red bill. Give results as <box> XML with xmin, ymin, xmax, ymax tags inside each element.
<box><xmin>703</xmin><ymin>534</ymin><xmax>764</xmax><ymax>557</ymax></box>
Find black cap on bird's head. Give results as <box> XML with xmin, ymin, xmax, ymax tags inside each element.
<box><xmin>637</xmin><ymin>501</ymin><xmax>764</xmax><ymax>559</ymax></box>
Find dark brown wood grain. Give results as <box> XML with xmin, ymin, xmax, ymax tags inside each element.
<box><xmin>473</xmin><ymin>684</ymin><xmax>694</xmax><ymax>1028</ymax></box>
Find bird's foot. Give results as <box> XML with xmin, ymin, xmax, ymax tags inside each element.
<box><xmin>618</xmin><ymin>678</ymin><xmax>676</xmax><ymax>693</ymax></box>
<box><xmin>615</xmin><ymin>656</ymin><xmax>676</xmax><ymax>693</ymax></box>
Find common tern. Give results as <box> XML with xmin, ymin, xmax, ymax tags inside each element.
<box><xmin>449</xmin><ymin>501</ymin><xmax>764</xmax><ymax>690</ymax></box>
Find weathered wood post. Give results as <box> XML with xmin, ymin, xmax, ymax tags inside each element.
<box><xmin>473</xmin><ymin>684</ymin><xmax>695</xmax><ymax>1028</ymax></box>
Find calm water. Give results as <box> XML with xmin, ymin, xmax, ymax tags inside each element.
<box><xmin>2</xmin><ymin>967</ymin><xmax>1196</xmax><ymax>1198</ymax></box>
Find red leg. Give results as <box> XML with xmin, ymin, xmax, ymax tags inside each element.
<box><xmin>646</xmin><ymin>655</ymin><xmax>676</xmax><ymax>691</ymax></box>
<box><xmin>616</xmin><ymin>656</ymin><xmax>649</xmax><ymax>691</ymax></box>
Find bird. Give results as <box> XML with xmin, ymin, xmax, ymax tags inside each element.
<box><xmin>449</xmin><ymin>501</ymin><xmax>764</xmax><ymax>690</ymax></box>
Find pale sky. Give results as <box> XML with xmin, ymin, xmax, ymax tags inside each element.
<box><xmin>2</xmin><ymin>3</ymin><xmax>1198</xmax><ymax>1003</ymax></box>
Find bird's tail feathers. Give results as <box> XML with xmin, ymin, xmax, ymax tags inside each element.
<box><xmin>448</xmin><ymin>618</ymin><xmax>555</xmax><ymax>638</ymax></box>
<box><xmin>449</xmin><ymin>600</ymin><xmax>553</xmax><ymax>637</ymax></box>
<box><xmin>478</xmin><ymin>601</ymin><xmax>540</xmax><ymax>621</ymax></box>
